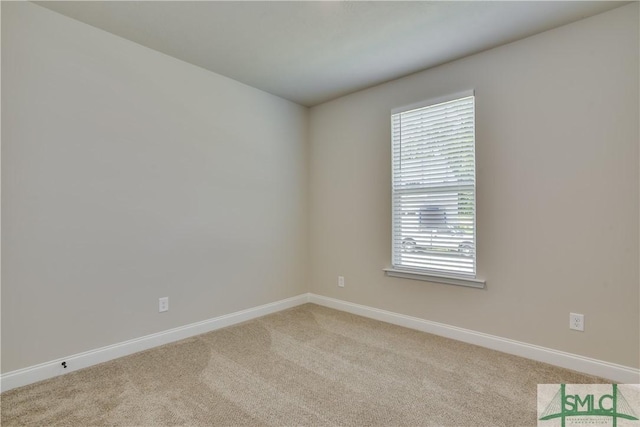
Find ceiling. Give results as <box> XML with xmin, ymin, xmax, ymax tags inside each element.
<box><xmin>35</xmin><ymin>1</ymin><xmax>627</xmax><ymax>107</ymax></box>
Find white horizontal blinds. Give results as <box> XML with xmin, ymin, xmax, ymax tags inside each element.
<box><xmin>392</xmin><ymin>95</ymin><xmax>476</xmax><ymax>276</ymax></box>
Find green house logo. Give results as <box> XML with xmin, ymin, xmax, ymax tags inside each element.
<box><xmin>539</xmin><ymin>384</ymin><xmax>638</xmax><ymax>427</ymax></box>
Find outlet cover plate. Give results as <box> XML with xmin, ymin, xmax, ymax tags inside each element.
<box><xmin>159</xmin><ymin>297</ymin><xmax>169</xmax><ymax>313</ymax></box>
<box><xmin>570</xmin><ymin>312</ymin><xmax>584</xmax><ymax>331</ymax></box>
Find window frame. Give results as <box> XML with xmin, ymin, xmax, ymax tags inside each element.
<box><xmin>385</xmin><ymin>90</ymin><xmax>485</xmax><ymax>289</ymax></box>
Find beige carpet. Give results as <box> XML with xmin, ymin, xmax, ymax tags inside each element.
<box><xmin>1</xmin><ymin>303</ymin><xmax>603</xmax><ymax>426</ymax></box>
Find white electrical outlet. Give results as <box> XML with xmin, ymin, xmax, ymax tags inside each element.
<box><xmin>570</xmin><ymin>312</ymin><xmax>584</xmax><ymax>331</ymax></box>
<box><xmin>338</xmin><ymin>276</ymin><xmax>345</xmax><ymax>288</ymax></box>
<box><xmin>159</xmin><ymin>297</ymin><xmax>169</xmax><ymax>313</ymax></box>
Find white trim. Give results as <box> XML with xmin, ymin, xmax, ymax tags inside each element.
<box><xmin>308</xmin><ymin>294</ymin><xmax>640</xmax><ymax>384</ymax></box>
<box><xmin>391</xmin><ymin>89</ymin><xmax>475</xmax><ymax>114</ymax></box>
<box><xmin>4</xmin><ymin>292</ymin><xmax>638</xmax><ymax>392</ymax></box>
<box><xmin>384</xmin><ymin>268</ymin><xmax>486</xmax><ymax>288</ymax></box>
<box><xmin>0</xmin><ymin>294</ymin><xmax>310</xmax><ymax>393</ymax></box>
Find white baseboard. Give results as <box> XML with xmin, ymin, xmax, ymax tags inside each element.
<box><xmin>308</xmin><ymin>293</ymin><xmax>640</xmax><ymax>384</ymax></box>
<box><xmin>3</xmin><ymin>292</ymin><xmax>637</xmax><ymax>393</ymax></box>
<box><xmin>0</xmin><ymin>294</ymin><xmax>310</xmax><ymax>393</ymax></box>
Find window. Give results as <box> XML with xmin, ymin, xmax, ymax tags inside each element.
<box><xmin>388</xmin><ymin>91</ymin><xmax>482</xmax><ymax>287</ymax></box>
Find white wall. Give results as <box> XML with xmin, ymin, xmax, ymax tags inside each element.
<box><xmin>309</xmin><ymin>4</ymin><xmax>639</xmax><ymax>368</ymax></box>
<box><xmin>1</xmin><ymin>2</ymin><xmax>308</xmax><ymax>373</ymax></box>
<box><xmin>2</xmin><ymin>1</ymin><xmax>638</xmax><ymax>377</ymax></box>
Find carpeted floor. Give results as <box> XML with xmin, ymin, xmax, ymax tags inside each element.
<box><xmin>1</xmin><ymin>303</ymin><xmax>603</xmax><ymax>426</ymax></box>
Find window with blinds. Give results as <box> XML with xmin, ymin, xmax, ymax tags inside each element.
<box><xmin>391</xmin><ymin>92</ymin><xmax>476</xmax><ymax>277</ymax></box>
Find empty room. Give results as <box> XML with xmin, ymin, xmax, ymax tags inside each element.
<box><xmin>1</xmin><ymin>1</ymin><xmax>639</xmax><ymax>426</ymax></box>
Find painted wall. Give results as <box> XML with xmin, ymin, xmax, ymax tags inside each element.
<box><xmin>1</xmin><ymin>2</ymin><xmax>308</xmax><ymax>373</ymax></box>
<box><xmin>2</xmin><ymin>1</ymin><xmax>638</xmax><ymax>376</ymax></box>
<box><xmin>309</xmin><ymin>4</ymin><xmax>639</xmax><ymax>368</ymax></box>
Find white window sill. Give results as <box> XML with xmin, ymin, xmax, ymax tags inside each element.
<box><xmin>383</xmin><ymin>268</ymin><xmax>486</xmax><ymax>289</ymax></box>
